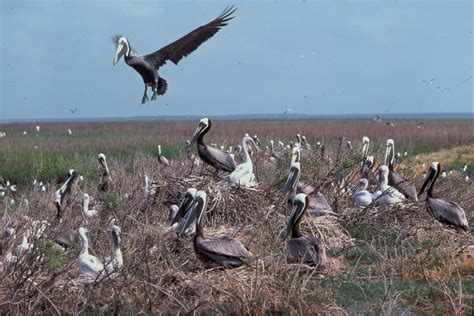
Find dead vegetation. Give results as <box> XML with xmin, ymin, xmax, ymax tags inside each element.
<box><xmin>0</xmin><ymin>122</ymin><xmax>473</xmax><ymax>314</ymax></box>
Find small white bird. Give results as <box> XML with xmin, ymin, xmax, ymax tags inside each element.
<box><xmin>465</xmin><ymin>176</ymin><xmax>470</xmax><ymax>183</ymax></box>
<box><xmin>36</xmin><ymin>126</ymin><xmax>40</xmax><ymax>132</ymax></box>
<box><xmin>68</xmin><ymin>128</ymin><xmax>72</xmax><ymax>135</ymax></box>
<box><xmin>462</xmin><ymin>165</ymin><xmax>467</xmax><ymax>173</ymax></box>
<box><xmin>441</xmin><ymin>172</ymin><xmax>447</xmax><ymax>179</ymax></box>
<box><xmin>22</xmin><ymin>131</ymin><xmax>27</xmax><ymax>135</ymax></box>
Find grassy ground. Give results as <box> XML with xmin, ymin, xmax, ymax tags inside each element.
<box><xmin>0</xmin><ymin>119</ymin><xmax>473</xmax><ymax>314</ymax></box>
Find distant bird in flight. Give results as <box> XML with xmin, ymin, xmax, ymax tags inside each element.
<box><xmin>112</xmin><ymin>6</ymin><xmax>236</xmax><ymax>104</ymax></box>
<box><xmin>69</xmin><ymin>108</ymin><xmax>77</xmax><ymax>114</ymax></box>
<box><xmin>372</xmin><ymin>114</ymin><xmax>382</xmax><ymax>122</ymax></box>
<box><xmin>283</xmin><ymin>106</ymin><xmax>295</xmax><ymax>115</ymax></box>
<box><xmin>423</xmin><ymin>77</ymin><xmax>437</xmax><ymax>85</ymax></box>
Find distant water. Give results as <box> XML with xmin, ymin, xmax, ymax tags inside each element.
<box><xmin>1</xmin><ymin>112</ymin><xmax>472</xmax><ymax>124</ymax></box>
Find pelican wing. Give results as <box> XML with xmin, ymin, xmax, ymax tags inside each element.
<box><xmin>388</xmin><ymin>171</ymin><xmax>418</xmax><ymax>201</ymax></box>
<box><xmin>427</xmin><ymin>197</ymin><xmax>469</xmax><ymax>231</ymax></box>
<box><xmin>198</xmin><ymin>235</ymin><xmax>252</xmax><ymax>259</ymax></box>
<box><xmin>199</xmin><ymin>144</ymin><xmax>236</xmax><ymax>172</ymax></box>
<box><xmin>297</xmin><ymin>181</ymin><xmax>315</xmax><ymax>195</ymax></box>
<box><xmin>145</xmin><ymin>6</ymin><xmax>236</xmax><ymax>69</ymax></box>
<box><xmin>288</xmin><ymin>236</ymin><xmax>326</xmax><ymax>266</ymax></box>
<box><xmin>308</xmin><ymin>193</ymin><xmax>336</xmax><ymax>216</ymax></box>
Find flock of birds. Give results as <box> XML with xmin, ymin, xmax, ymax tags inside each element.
<box><xmin>1</xmin><ymin>117</ymin><xmax>470</xmax><ymax>279</ymax></box>
<box><xmin>0</xmin><ymin>5</ymin><xmax>471</xmax><ymax>281</ymax></box>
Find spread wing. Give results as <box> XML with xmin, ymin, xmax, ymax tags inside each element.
<box><xmin>145</xmin><ymin>6</ymin><xmax>236</xmax><ymax>69</ymax></box>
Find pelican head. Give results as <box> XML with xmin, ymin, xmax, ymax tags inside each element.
<box><xmin>378</xmin><ymin>165</ymin><xmax>390</xmax><ymax>187</ymax></box>
<box><xmin>384</xmin><ymin>139</ymin><xmax>395</xmax><ymax>166</ymax></box>
<box><xmin>361</xmin><ymin>136</ymin><xmax>370</xmax><ymax>157</ymax></box>
<box><xmin>176</xmin><ymin>190</ymin><xmax>207</xmax><ymax>237</ymax></box>
<box><xmin>98</xmin><ymin>153</ymin><xmax>109</xmax><ymax>174</ymax></box>
<box><xmin>355</xmin><ymin>178</ymin><xmax>369</xmax><ymax>192</ymax></box>
<box><xmin>188</xmin><ymin>118</ymin><xmax>210</xmax><ymax>148</ymax></box>
<box><xmin>168</xmin><ymin>204</ymin><xmax>179</xmax><ymax>223</ymax></box>
<box><xmin>171</xmin><ymin>188</ymin><xmax>198</xmax><ymax>226</ymax></box>
<box><xmin>113</xmin><ymin>36</ymin><xmax>130</xmax><ymax>65</ymax></box>
<box><xmin>243</xmin><ymin>136</ymin><xmax>259</xmax><ymax>152</ymax></box>
<box><xmin>418</xmin><ymin>162</ymin><xmax>440</xmax><ymax>197</ymax></box>
<box><xmin>158</xmin><ymin>145</ymin><xmax>162</xmax><ymax>155</ymax></box>
<box><xmin>284</xmin><ymin>193</ymin><xmax>308</xmax><ymax>239</ymax></box>
<box><xmin>83</xmin><ymin>193</ymin><xmax>90</xmax><ymax>202</ymax></box>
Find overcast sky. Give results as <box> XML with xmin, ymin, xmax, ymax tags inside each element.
<box><xmin>0</xmin><ymin>0</ymin><xmax>472</xmax><ymax>120</ymax></box>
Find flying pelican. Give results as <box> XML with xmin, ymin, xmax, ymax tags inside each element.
<box><xmin>372</xmin><ymin>166</ymin><xmax>406</xmax><ymax>205</ymax></box>
<box><xmin>384</xmin><ymin>139</ymin><xmax>418</xmax><ymax>201</ymax></box>
<box><xmin>187</xmin><ymin>118</ymin><xmax>236</xmax><ymax>173</ymax></box>
<box><xmin>418</xmin><ymin>162</ymin><xmax>469</xmax><ymax>232</ymax></box>
<box><xmin>78</xmin><ymin>227</ymin><xmax>105</xmax><ymax>277</ymax></box>
<box><xmin>224</xmin><ymin>136</ymin><xmax>259</xmax><ymax>187</ymax></box>
<box><xmin>352</xmin><ymin>178</ymin><xmax>373</xmax><ymax>207</ymax></box>
<box><xmin>98</xmin><ymin>153</ymin><xmax>110</xmax><ymax>192</ymax></box>
<box><xmin>102</xmin><ymin>224</ymin><xmax>123</xmax><ymax>273</ymax></box>
<box><xmin>176</xmin><ymin>191</ymin><xmax>252</xmax><ymax>268</ymax></box>
<box><xmin>112</xmin><ymin>6</ymin><xmax>236</xmax><ymax>104</ymax></box>
<box><xmin>82</xmin><ymin>194</ymin><xmax>98</xmax><ymax>218</ymax></box>
<box><xmin>170</xmin><ymin>188</ymin><xmax>197</xmax><ymax>231</ymax></box>
<box><xmin>157</xmin><ymin>145</ymin><xmax>170</xmax><ymax>166</ymax></box>
<box><xmin>283</xmin><ymin>193</ymin><xmax>327</xmax><ymax>267</ymax></box>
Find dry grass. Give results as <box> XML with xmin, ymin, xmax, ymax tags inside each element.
<box><xmin>0</xmin><ymin>119</ymin><xmax>473</xmax><ymax>314</ymax></box>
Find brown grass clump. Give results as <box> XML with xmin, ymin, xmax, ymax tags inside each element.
<box><xmin>0</xmin><ymin>121</ymin><xmax>473</xmax><ymax>314</ymax></box>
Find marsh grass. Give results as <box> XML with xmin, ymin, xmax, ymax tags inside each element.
<box><xmin>0</xmin><ymin>119</ymin><xmax>472</xmax><ymax>314</ymax></box>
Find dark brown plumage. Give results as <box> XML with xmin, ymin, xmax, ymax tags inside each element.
<box><xmin>419</xmin><ymin>162</ymin><xmax>469</xmax><ymax>232</ymax></box>
<box><xmin>113</xmin><ymin>6</ymin><xmax>236</xmax><ymax>103</ymax></box>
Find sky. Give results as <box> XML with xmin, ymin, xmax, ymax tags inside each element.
<box><xmin>0</xmin><ymin>0</ymin><xmax>472</xmax><ymax>120</ymax></box>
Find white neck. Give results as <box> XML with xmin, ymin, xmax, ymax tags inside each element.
<box><xmin>241</xmin><ymin>139</ymin><xmax>252</xmax><ymax>165</ymax></box>
<box><xmin>79</xmin><ymin>230</ymin><xmax>89</xmax><ymax>254</ymax></box>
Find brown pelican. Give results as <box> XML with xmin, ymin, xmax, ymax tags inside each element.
<box><xmin>176</xmin><ymin>191</ymin><xmax>252</xmax><ymax>268</ymax></box>
<box><xmin>170</xmin><ymin>188</ymin><xmax>197</xmax><ymax>229</ymax></box>
<box><xmin>78</xmin><ymin>227</ymin><xmax>104</xmax><ymax>277</ymax></box>
<box><xmin>98</xmin><ymin>153</ymin><xmax>110</xmax><ymax>192</ymax></box>
<box><xmin>295</xmin><ymin>182</ymin><xmax>336</xmax><ymax>217</ymax></box>
<box><xmin>112</xmin><ymin>6</ymin><xmax>236</xmax><ymax>104</ymax></box>
<box><xmin>384</xmin><ymin>139</ymin><xmax>418</xmax><ymax>201</ymax></box>
<box><xmin>352</xmin><ymin>178</ymin><xmax>373</xmax><ymax>207</ymax></box>
<box><xmin>102</xmin><ymin>224</ymin><xmax>123</xmax><ymax>273</ymax></box>
<box><xmin>54</xmin><ymin>170</ymin><xmax>77</xmax><ymax>218</ymax></box>
<box><xmin>82</xmin><ymin>193</ymin><xmax>98</xmax><ymax>218</ymax></box>
<box><xmin>167</xmin><ymin>205</ymin><xmax>179</xmax><ymax>224</ymax></box>
<box><xmin>372</xmin><ymin>165</ymin><xmax>406</xmax><ymax>204</ymax></box>
<box><xmin>283</xmin><ymin>161</ymin><xmax>300</xmax><ymax>195</ymax></box>
<box><xmin>419</xmin><ymin>162</ymin><xmax>469</xmax><ymax>232</ymax></box>
<box><xmin>157</xmin><ymin>145</ymin><xmax>170</xmax><ymax>166</ymax></box>
<box><xmin>283</xmin><ymin>193</ymin><xmax>327</xmax><ymax>267</ymax></box>
<box><xmin>187</xmin><ymin>118</ymin><xmax>236</xmax><ymax>173</ymax></box>
<box><xmin>224</xmin><ymin>136</ymin><xmax>258</xmax><ymax>187</ymax></box>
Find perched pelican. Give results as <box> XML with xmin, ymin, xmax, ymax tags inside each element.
<box><xmin>301</xmin><ymin>135</ymin><xmax>311</xmax><ymax>150</ymax></box>
<box><xmin>419</xmin><ymin>162</ymin><xmax>469</xmax><ymax>232</ymax></box>
<box><xmin>372</xmin><ymin>166</ymin><xmax>406</xmax><ymax>204</ymax></box>
<box><xmin>224</xmin><ymin>136</ymin><xmax>258</xmax><ymax>187</ymax></box>
<box><xmin>284</xmin><ymin>193</ymin><xmax>327</xmax><ymax>267</ymax></box>
<box><xmin>16</xmin><ymin>232</ymin><xmax>32</xmax><ymax>257</ymax></box>
<box><xmin>167</xmin><ymin>205</ymin><xmax>179</xmax><ymax>224</ymax></box>
<box><xmin>54</xmin><ymin>170</ymin><xmax>77</xmax><ymax>218</ymax></box>
<box><xmin>384</xmin><ymin>139</ymin><xmax>418</xmax><ymax>201</ymax></box>
<box><xmin>171</xmin><ymin>188</ymin><xmax>197</xmax><ymax>225</ymax></box>
<box><xmin>360</xmin><ymin>156</ymin><xmax>374</xmax><ymax>179</ymax></box>
<box><xmin>157</xmin><ymin>145</ymin><xmax>170</xmax><ymax>166</ymax></box>
<box><xmin>346</xmin><ymin>140</ymin><xmax>353</xmax><ymax>151</ymax></box>
<box><xmin>295</xmin><ymin>182</ymin><xmax>336</xmax><ymax>217</ymax></box>
<box><xmin>82</xmin><ymin>194</ymin><xmax>98</xmax><ymax>218</ymax></box>
<box><xmin>98</xmin><ymin>153</ymin><xmax>110</xmax><ymax>192</ymax></box>
<box><xmin>176</xmin><ymin>191</ymin><xmax>252</xmax><ymax>268</ymax></box>
<box><xmin>187</xmin><ymin>118</ymin><xmax>236</xmax><ymax>173</ymax></box>
<box><xmin>352</xmin><ymin>178</ymin><xmax>373</xmax><ymax>207</ymax></box>
<box><xmin>283</xmin><ymin>161</ymin><xmax>300</xmax><ymax>195</ymax></box>
<box><xmin>78</xmin><ymin>227</ymin><xmax>104</xmax><ymax>277</ymax></box>
<box><xmin>102</xmin><ymin>224</ymin><xmax>123</xmax><ymax>273</ymax></box>
<box><xmin>112</xmin><ymin>7</ymin><xmax>236</xmax><ymax>104</ymax></box>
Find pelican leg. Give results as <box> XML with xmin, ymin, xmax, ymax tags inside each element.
<box><xmin>151</xmin><ymin>82</ymin><xmax>158</xmax><ymax>100</ymax></box>
<box><xmin>142</xmin><ymin>84</ymin><xmax>149</xmax><ymax>104</ymax></box>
